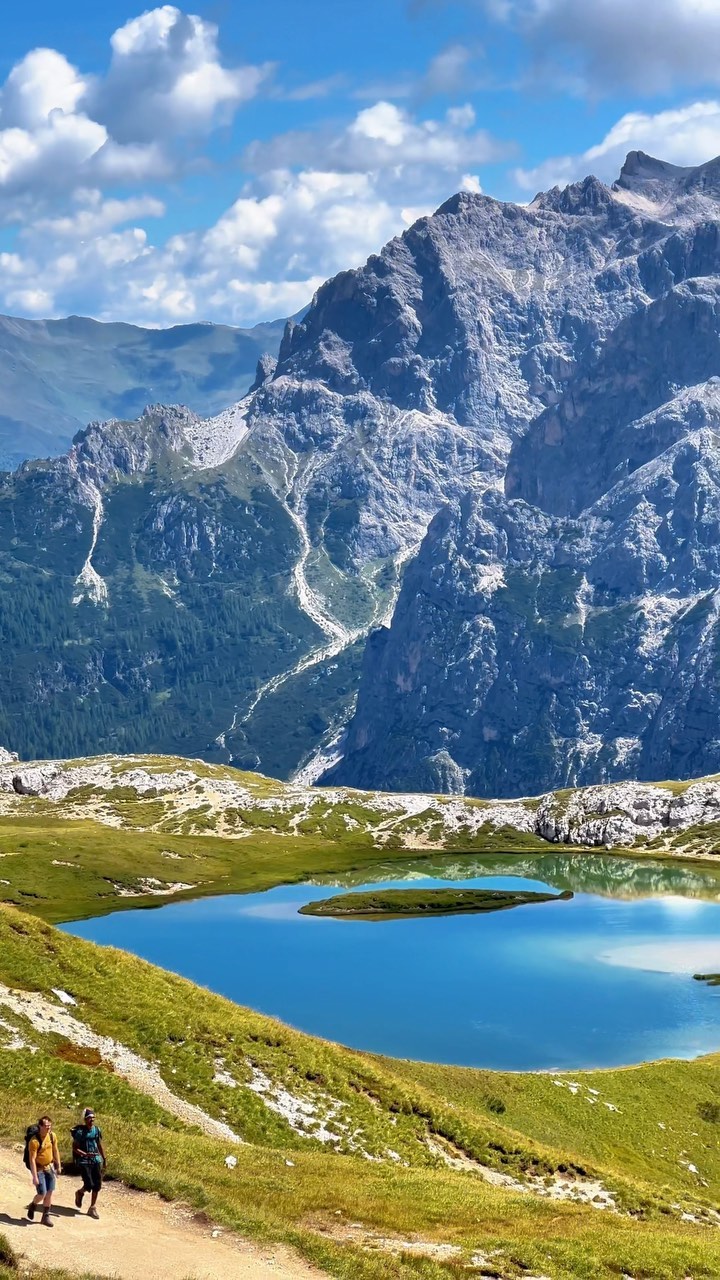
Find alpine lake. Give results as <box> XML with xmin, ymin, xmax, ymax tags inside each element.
<box><xmin>62</xmin><ymin>853</ymin><xmax>720</xmax><ymax>1072</ymax></box>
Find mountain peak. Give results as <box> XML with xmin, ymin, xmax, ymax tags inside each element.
<box><xmin>533</xmin><ymin>173</ymin><xmax>612</xmax><ymax>215</ymax></box>
<box><xmin>612</xmin><ymin>151</ymin><xmax>720</xmax><ymax>221</ymax></box>
<box><xmin>616</xmin><ymin>151</ymin><xmax>692</xmax><ymax>189</ymax></box>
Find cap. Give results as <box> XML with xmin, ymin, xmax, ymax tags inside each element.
<box><xmin>83</xmin><ymin>1108</ymin><xmax>95</xmax><ymax>1118</ymax></box>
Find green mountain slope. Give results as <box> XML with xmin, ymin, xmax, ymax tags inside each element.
<box><xmin>0</xmin><ymin>752</ymin><xmax>719</xmax><ymax>923</ymax></box>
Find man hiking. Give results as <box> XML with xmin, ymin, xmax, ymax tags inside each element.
<box><xmin>26</xmin><ymin>1114</ymin><xmax>61</xmax><ymax>1227</ymax></box>
<box><xmin>71</xmin><ymin>1107</ymin><xmax>106</xmax><ymax>1219</ymax></box>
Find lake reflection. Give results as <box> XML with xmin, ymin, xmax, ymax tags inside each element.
<box><xmin>63</xmin><ymin>855</ymin><xmax>720</xmax><ymax>1070</ymax></box>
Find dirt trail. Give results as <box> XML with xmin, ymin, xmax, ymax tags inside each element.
<box><xmin>0</xmin><ymin>1148</ymin><xmax>323</xmax><ymax>1280</ymax></box>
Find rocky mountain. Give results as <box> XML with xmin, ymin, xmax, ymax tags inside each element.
<box><xmin>330</xmin><ymin>155</ymin><xmax>720</xmax><ymax>795</ymax></box>
<box><xmin>6</xmin><ymin>150</ymin><xmax>720</xmax><ymax>791</ymax></box>
<box><xmin>0</xmin><ymin>311</ymin><xmax>288</xmax><ymax>471</ymax></box>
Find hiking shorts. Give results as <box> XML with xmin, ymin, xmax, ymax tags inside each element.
<box><xmin>36</xmin><ymin>1167</ymin><xmax>56</xmax><ymax>1195</ymax></box>
<box><xmin>80</xmin><ymin>1162</ymin><xmax>102</xmax><ymax>1194</ymax></box>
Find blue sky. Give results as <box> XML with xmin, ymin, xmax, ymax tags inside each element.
<box><xmin>2</xmin><ymin>1</ymin><xmax>720</xmax><ymax>326</ymax></box>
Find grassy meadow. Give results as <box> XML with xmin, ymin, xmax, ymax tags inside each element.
<box><xmin>0</xmin><ymin>755</ymin><xmax>718</xmax><ymax>1278</ymax></box>
<box><xmin>0</xmin><ymin>906</ymin><xmax>718</xmax><ymax>1280</ymax></box>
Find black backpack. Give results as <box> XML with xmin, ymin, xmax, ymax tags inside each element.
<box><xmin>22</xmin><ymin>1124</ymin><xmax>40</xmax><ymax>1169</ymax></box>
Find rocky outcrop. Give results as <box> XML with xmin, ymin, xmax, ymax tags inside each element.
<box><xmin>2</xmin><ymin>751</ymin><xmax>720</xmax><ymax>853</ymax></box>
<box><xmin>330</xmin><ymin>415</ymin><xmax>720</xmax><ymax>796</ymax></box>
<box><xmin>535</xmin><ymin>780</ymin><xmax>720</xmax><ymax>846</ymax></box>
<box><xmin>506</xmin><ymin>283</ymin><xmax>720</xmax><ymax>516</ymax></box>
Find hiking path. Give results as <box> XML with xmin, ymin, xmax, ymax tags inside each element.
<box><xmin>0</xmin><ymin>1147</ymin><xmax>323</xmax><ymax>1279</ymax></box>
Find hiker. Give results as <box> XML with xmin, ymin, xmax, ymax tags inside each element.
<box><xmin>26</xmin><ymin>1114</ymin><xmax>62</xmax><ymax>1227</ymax></box>
<box><xmin>71</xmin><ymin>1107</ymin><xmax>106</xmax><ymax>1219</ymax></box>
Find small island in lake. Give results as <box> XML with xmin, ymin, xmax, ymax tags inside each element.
<box><xmin>694</xmin><ymin>972</ymin><xmax>720</xmax><ymax>986</ymax></box>
<box><xmin>299</xmin><ymin>886</ymin><xmax>573</xmax><ymax>920</ymax></box>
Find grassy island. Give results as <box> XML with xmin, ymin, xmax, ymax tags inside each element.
<box><xmin>299</xmin><ymin>886</ymin><xmax>573</xmax><ymax>919</ymax></box>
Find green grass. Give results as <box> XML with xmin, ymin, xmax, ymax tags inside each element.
<box><xmin>0</xmin><ymin>756</ymin><xmax>580</xmax><ymax>924</ymax></box>
<box><xmin>299</xmin><ymin>887</ymin><xmax>573</xmax><ymax>918</ymax></box>
<box><xmin>0</xmin><ymin>906</ymin><xmax>719</xmax><ymax>1280</ymax></box>
<box><xmin>1</xmin><ymin>757</ymin><xmax>720</xmax><ymax>1277</ymax></box>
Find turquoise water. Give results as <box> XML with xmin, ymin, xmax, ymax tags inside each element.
<box><xmin>62</xmin><ymin>855</ymin><xmax>720</xmax><ymax>1070</ymax></box>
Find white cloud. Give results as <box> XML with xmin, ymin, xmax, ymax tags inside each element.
<box><xmin>488</xmin><ymin>0</ymin><xmax>720</xmax><ymax>93</ymax></box>
<box><xmin>0</xmin><ymin>6</ymin><xmax>268</xmax><ymax>217</ymax></box>
<box><xmin>31</xmin><ymin>191</ymin><xmax>166</xmax><ymax>239</ymax></box>
<box><xmin>419</xmin><ymin>44</ymin><xmax>477</xmax><ymax>97</ymax></box>
<box><xmin>274</xmin><ymin>74</ymin><xmax>347</xmax><ymax>103</ymax></box>
<box><xmin>0</xmin><ymin>112</ymin><xmax>107</xmax><ymax>194</ymax></box>
<box><xmin>0</xmin><ymin>167</ymin><xmax>424</xmax><ymax>325</ymax></box>
<box><xmin>515</xmin><ymin>100</ymin><xmax>720</xmax><ymax>191</ymax></box>
<box><xmin>88</xmin><ymin>5</ymin><xmax>272</xmax><ymax>143</ymax></box>
<box><xmin>352</xmin><ymin>42</ymin><xmax>484</xmax><ymax>102</ymax></box>
<box><xmin>0</xmin><ymin>15</ymin><xmax>506</xmax><ymax>327</ymax></box>
<box><xmin>245</xmin><ymin>100</ymin><xmax>509</xmax><ymax>178</ymax></box>
<box><xmin>1</xmin><ymin>48</ymin><xmax>87</xmax><ymax>128</ymax></box>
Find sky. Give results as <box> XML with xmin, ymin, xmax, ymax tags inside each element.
<box><xmin>2</xmin><ymin>0</ymin><xmax>720</xmax><ymax>328</ymax></box>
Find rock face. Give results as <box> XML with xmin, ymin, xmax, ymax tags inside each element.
<box><xmin>6</xmin><ymin>151</ymin><xmax>720</xmax><ymax>790</ymax></box>
<box><xmin>330</xmin><ymin>154</ymin><xmax>720</xmax><ymax>796</ymax></box>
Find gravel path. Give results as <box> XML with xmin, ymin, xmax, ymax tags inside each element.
<box><xmin>0</xmin><ymin>1147</ymin><xmax>323</xmax><ymax>1280</ymax></box>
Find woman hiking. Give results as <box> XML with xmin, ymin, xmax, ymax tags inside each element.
<box><xmin>27</xmin><ymin>1114</ymin><xmax>62</xmax><ymax>1227</ymax></box>
<box><xmin>72</xmin><ymin>1107</ymin><xmax>106</xmax><ymax>1219</ymax></box>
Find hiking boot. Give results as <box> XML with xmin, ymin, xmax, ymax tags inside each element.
<box><xmin>74</xmin><ymin>1188</ymin><xmax>84</xmax><ymax>1209</ymax></box>
<box><xmin>27</xmin><ymin>1201</ymin><xmax>36</xmax><ymax>1221</ymax></box>
<box><xmin>88</xmin><ymin>1205</ymin><xmax>99</xmax><ymax>1220</ymax></box>
<box><xmin>41</xmin><ymin>1211</ymin><xmax>53</xmax><ymax>1228</ymax></box>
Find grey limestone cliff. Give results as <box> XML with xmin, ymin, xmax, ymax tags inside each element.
<box><xmin>329</xmin><ymin>153</ymin><xmax>720</xmax><ymax>796</ymax></box>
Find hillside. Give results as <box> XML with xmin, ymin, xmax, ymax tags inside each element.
<box><xmin>0</xmin><ymin>905</ymin><xmax>719</xmax><ymax>1280</ymax></box>
<box><xmin>0</xmin><ymin>312</ymin><xmax>287</xmax><ymax>471</ymax></box>
<box><xmin>0</xmin><ymin>750</ymin><xmax>718</xmax><ymax>1278</ymax></box>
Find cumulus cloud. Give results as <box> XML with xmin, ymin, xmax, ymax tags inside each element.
<box><xmin>245</xmin><ymin>100</ymin><xmax>509</xmax><ymax>179</ymax></box>
<box><xmin>88</xmin><ymin>6</ymin><xmax>272</xmax><ymax>143</ymax></box>
<box><xmin>0</xmin><ymin>5</ymin><xmax>268</xmax><ymax>216</ymax></box>
<box><xmin>0</xmin><ymin>11</ymin><xmax>506</xmax><ymax>326</ymax></box>
<box><xmin>487</xmin><ymin>0</ymin><xmax>720</xmax><ymax>94</ymax></box>
<box><xmin>515</xmin><ymin>100</ymin><xmax>720</xmax><ymax>192</ymax></box>
<box><xmin>1</xmin><ymin>48</ymin><xmax>87</xmax><ymax>128</ymax></box>
<box><xmin>0</xmin><ymin>168</ymin><xmax>427</xmax><ymax>326</ymax></box>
